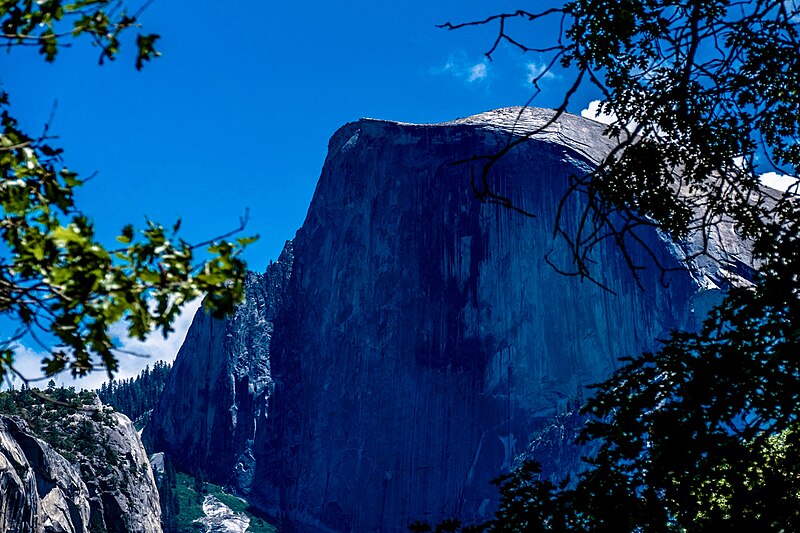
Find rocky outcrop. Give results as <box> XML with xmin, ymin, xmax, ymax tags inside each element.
<box><xmin>194</xmin><ymin>495</ymin><xmax>250</xmax><ymax>533</ymax></box>
<box><xmin>147</xmin><ymin>242</ymin><xmax>293</xmax><ymax>490</ymax></box>
<box><xmin>0</xmin><ymin>403</ymin><xmax>161</xmax><ymax>532</ymax></box>
<box><xmin>149</xmin><ymin>107</ymin><xmax>749</xmax><ymax>532</ymax></box>
<box><xmin>0</xmin><ymin>416</ymin><xmax>90</xmax><ymax>533</ymax></box>
<box><xmin>87</xmin><ymin>411</ymin><xmax>162</xmax><ymax>533</ymax></box>
<box><xmin>253</xmin><ymin>107</ymin><xmax>722</xmax><ymax>531</ymax></box>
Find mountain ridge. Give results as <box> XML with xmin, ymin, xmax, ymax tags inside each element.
<box><xmin>149</xmin><ymin>107</ymin><xmax>749</xmax><ymax>532</ymax></box>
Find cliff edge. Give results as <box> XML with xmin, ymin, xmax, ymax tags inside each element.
<box><xmin>150</xmin><ymin>107</ymin><xmax>749</xmax><ymax>532</ymax></box>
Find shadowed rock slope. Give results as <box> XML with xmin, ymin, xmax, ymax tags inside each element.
<box><xmin>149</xmin><ymin>108</ymin><xmax>748</xmax><ymax>532</ymax></box>
<box><xmin>147</xmin><ymin>243</ymin><xmax>293</xmax><ymax>492</ymax></box>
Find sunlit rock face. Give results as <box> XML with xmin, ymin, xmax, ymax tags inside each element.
<box><xmin>0</xmin><ymin>416</ymin><xmax>89</xmax><ymax>533</ymax></box>
<box><xmin>194</xmin><ymin>495</ymin><xmax>250</xmax><ymax>533</ymax></box>
<box><xmin>0</xmin><ymin>411</ymin><xmax>161</xmax><ymax>533</ymax></box>
<box><xmin>151</xmin><ymin>108</ymin><xmax>743</xmax><ymax>532</ymax></box>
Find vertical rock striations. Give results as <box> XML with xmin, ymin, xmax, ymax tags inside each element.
<box><xmin>90</xmin><ymin>411</ymin><xmax>162</xmax><ymax>533</ymax></box>
<box><xmin>150</xmin><ymin>108</ymin><xmax>748</xmax><ymax>532</ymax></box>
<box><xmin>254</xmin><ymin>108</ymin><xmax>711</xmax><ymax>531</ymax></box>
<box><xmin>0</xmin><ymin>415</ymin><xmax>89</xmax><ymax>533</ymax></box>
<box><xmin>147</xmin><ymin>242</ymin><xmax>293</xmax><ymax>491</ymax></box>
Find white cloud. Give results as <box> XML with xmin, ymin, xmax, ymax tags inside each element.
<box><xmin>759</xmin><ymin>171</ymin><xmax>799</xmax><ymax>193</ymax></box>
<box><xmin>433</xmin><ymin>52</ymin><xmax>489</xmax><ymax>84</ymax></box>
<box><xmin>467</xmin><ymin>63</ymin><xmax>488</xmax><ymax>82</ymax></box>
<box><xmin>579</xmin><ymin>102</ymin><xmax>799</xmax><ymax>195</ymax></box>
<box><xmin>580</xmin><ymin>100</ymin><xmax>617</xmax><ymax>125</ymax></box>
<box><xmin>3</xmin><ymin>298</ymin><xmax>202</xmax><ymax>391</ymax></box>
<box><xmin>4</xmin><ymin>343</ymin><xmax>52</xmax><ymax>388</ymax></box>
<box><xmin>525</xmin><ymin>62</ymin><xmax>556</xmax><ymax>86</ymax></box>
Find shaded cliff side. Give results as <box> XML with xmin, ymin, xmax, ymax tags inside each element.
<box><xmin>146</xmin><ymin>243</ymin><xmax>293</xmax><ymax>491</ymax></box>
<box><xmin>149</xmin><ymin>108</ymin><xmax>749</xmax><ymax>532</ymax></box>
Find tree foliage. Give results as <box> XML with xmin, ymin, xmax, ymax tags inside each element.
<box><xmin>442</xmin><ymin>0</ymin><xmax>797</xmax><ymax>286</ymax></box>
<box><xmin>0</xmin><ymin>1</ymin><xmax>255</xmax><ymax>382</ymax></box>
<box><xmin>423</xmin><ymin>0</ymin><xmax>800</xmax><ymax>530</ymax></box>
<box><xmin>154</xmin><ymin>458</ymin><xmax>279</xmax><ymax>533</ymax></box>
<box><xmin>0</xmin><ymin>385</ymin><xmax>116</xmax><ymax>467</ymax></box>
<box><xmin>1</xmin><ymin>0</ymin><xmax>160</xmax><ymax>68</ymax></box>
<box><xmin>0</xmin><ymin>384</ymin><xmax>161</xmax><ymax>527</ymax></box>
<box><xmin>97</xmin><ymin>360</ymin><xmax>171</xmax><ymax>427</ymax></box>
<box><xmin>464</xmin><ymin>204</ymin><xmax>800</xmax><ymax>531</ymax></box>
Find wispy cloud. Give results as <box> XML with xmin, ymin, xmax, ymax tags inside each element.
<box><xmin>3</xmin><ymin>298</ymin><xmax>202</xmax><ymax>391</ymax></box>
<box><xmin>525</xmin><ymin>62</ymin><xmax>557</xmax><ymax>86</ymax></box>
<box><xmin>432</xmin><ymin>52</ymin><xmax>490</xmax><ymax>84</ymax></box>
<box><xmin>467</xmin><ymin>62</ymin><xmax>488</xmax><ymax>82</ymax></box>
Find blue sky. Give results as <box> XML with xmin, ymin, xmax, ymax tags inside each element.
<box><xmin>0</xmin><ymin>0</ymin><xmax>607</xmax><ymax>387</ymax></box>
<box><xmin>2</xmin><ymin>0</ymin><xmax>600</xmax><ymax>266</ymax></box>
<box><xmin>3</xmin><ymin>0</ymin><xmax>796</xmax><ymax>389</ymax></box>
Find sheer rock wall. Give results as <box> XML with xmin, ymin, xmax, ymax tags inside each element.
<box><xmin>147</xmin><ymin>243</ymin><xmax>293</xmax><ymax>492</ymax></box>
<box><xmin>150</xmin><ymin>108</ymin><xmax>743</xmax><ymax>532</ymax></box>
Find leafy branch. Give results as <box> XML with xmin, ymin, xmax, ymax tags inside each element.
<box><xmin>440</xmin><ymin>0</ymin><xmax>799</xmax><ymax>287</ymax></box>
<box><xmin>1</xmin><ymin>0</ymin><xmax>160</xmax><ymax>68</ymax></box>
<box><xmin>0</xmin><ymin>1</ymin><xmax>256</xmax><ymax>381</ymax></box>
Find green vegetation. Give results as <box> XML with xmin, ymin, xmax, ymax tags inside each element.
<box><xmin>0</xmin><ymin>386</ymin><xmax>279</xmax><ymax>532</ymax></box>
<box><xmin>98</xmin><ymin>361</ymin><xmax>172</xmax><ymax>429</ymax></box>
<box><xmin>210</xmin><ymin>487</ymin><xmax>277</xmax><ymax>533</ymax></box>
<box><xmin>0</xmin><ymin>0</ymin><xmax>253</xmax><ymax>383</ymax></box>
<box><xmin>0</xmin><ymin>385</ymin><xmax>126</xmax><ymax>483</ymax></box>
<box><xmin>0</xmin><ymin>385</ymin><xmax>112</xmax><ymax>459</ymax></box>
<box><xmin>422</xmin><ymin>0</ymin><xmax>800</xmax><ymax>530</ymax></box>
<box><xmin>162</xmin><ymin>469</ymin><xmax>205</xmax><ymax>532</ymax></box>
<box><xmin>157</xmin><ymin>455</ymin><xmax>277</xmax><ymax>533</ymax></box>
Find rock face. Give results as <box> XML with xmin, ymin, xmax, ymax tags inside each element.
<box><xmin>92</xmin><ymin>412</ymin><xmax>162</xmax><ymax>533</ymax></box>
<box><xmin>147</xmin><ymin>243</ymin><xmax>293</xmax><ymax>490</ymax></box>
<box><xmin>0</xmin><ymin>416</ymin><xmax>90</xmax><ymax>533</ymax></box>
<box><xmin>0</xmin><ymin>409</ymin><xmax>161</xmax><ymax>533</ymax></box>
<box><xmin>149</xmin><ymin>108</ymin><xmax>746</xmax><ymax>532</ymax></box>
<box><xmin>194</xmin><ymin>495</ymin><xmax>250</xmax><ymax>533</ymax></box>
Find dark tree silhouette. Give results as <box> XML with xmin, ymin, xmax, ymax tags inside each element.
<box><xmin>98</xmin><ymin>361</ymin><xmax>172</xmax><ymax>426</ymax></box>
<box><xmin>440</xmin><ymin>0</ymin><xmax>796</xmax><ymax>287</ymax></box>
<box><xmin>413</xmin><ymin>1</ymin><xmax>800</xmax><ymax>530</ymax></box>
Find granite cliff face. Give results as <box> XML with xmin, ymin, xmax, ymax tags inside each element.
<box><xmin>0</xmin><ymin>415</ymin><xmax>90</xmax><ymax>532</ymax></box>
<box><xmin>149</xmin><ymin>108</ymin><xmax>747</xmax><ymax>532</ymax></box>
<box><xmin>0</xmin><ymin>406</ymin><xmax>161</xmax><ymax>533</ymax></box>
<box><xmin>147</xmin><ymin>243</ymin><xmax>293</xmax><ymax>491</ymax></box>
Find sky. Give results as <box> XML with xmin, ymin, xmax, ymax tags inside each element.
<box><xmin>3</xmin><ymin>0</ymin><xmax>598</xmax><ymax>389</ymax></box>
<box><xmin>3</xmin><ymin>0</ymin><xmax>588</xmax><ymax>267</ymax></box>
<box><xmin>1</xmin><ymin>1</ymin><xmax>795</xmax><ymax>389</ymax></box>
